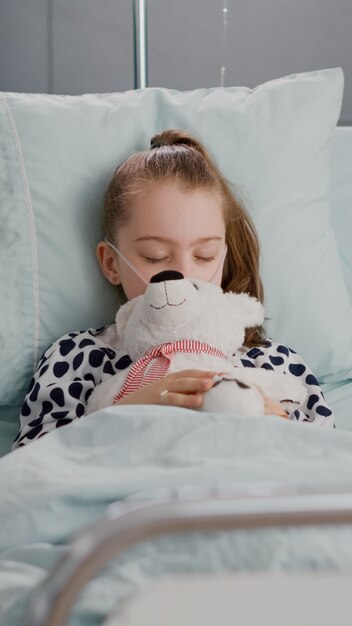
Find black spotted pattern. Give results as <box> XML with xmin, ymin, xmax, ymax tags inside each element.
<box><xmin>53</xmin><ymin>361</ymin><xmax>70</xmax><ymax>378</ymax></box>
<box><xmin>231</xmin><ymin>339</ymin><xmax>334</xmax><ymax>428</ymax></box>
<box><xmin>14</xmin><ymin>328</ymin><xmax>134</xmax><ymax>450</ymax></box>
<box><xmin>14</xmin><ymin>331</ymin><xmax>334</xmax><ymax>450</ymax></box>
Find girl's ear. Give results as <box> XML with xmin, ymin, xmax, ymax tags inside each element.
<box><xmin>96</xmin><ymin>241</ymin><xmax>121</xmax><ymax>286</ymax></box>
<box><xmin>115</xmin><ymin>299</ymin><xmax>138</xmax><ymax>336</ymax></box>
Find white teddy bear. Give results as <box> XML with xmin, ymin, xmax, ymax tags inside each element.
<box><xmin>86</xmin><ymin>271</ymin><xmax>306</xmax><ymax>417</ymax></box>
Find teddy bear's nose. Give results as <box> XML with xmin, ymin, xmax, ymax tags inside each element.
<box><xmin>150</xmin><ymin>270</ymin><xmax>184</xmax><ymax>283</ymax></box>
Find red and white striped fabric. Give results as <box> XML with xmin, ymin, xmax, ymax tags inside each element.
<box><xmin>113</xmin><ymin>340</ymin><xmax>225</xmax><ymax>403</ymax></box>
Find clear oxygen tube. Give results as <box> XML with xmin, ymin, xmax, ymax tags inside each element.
<box><xmin>105</xmin><ymin>239</ymin><xmax>228</xmax><ymax>285</ymax></box>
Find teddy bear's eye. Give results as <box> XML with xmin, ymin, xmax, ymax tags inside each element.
<box><xmin>191</xmin><ymin>282</ymin><xmax>199</xmax><ymax>290</ymax></box>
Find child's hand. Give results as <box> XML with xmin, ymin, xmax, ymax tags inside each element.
<box><xmin>263</xmin><ymin>394</ymin><xmax>288</xmax><ymax>419</ymax></box>
<box><xmin>264</xmin><ymin>397</ymin><xmax>288</xmax><ymax>419</ymax></box>
<box><xmin>115</xmin><ymin>370</ymin><xmax>219</xmax><ymax>409</ymax></box>
<box><xmin>254</xmin><ymin>385</ymin><xmax>288</xmax><ymax>418</ymax></box>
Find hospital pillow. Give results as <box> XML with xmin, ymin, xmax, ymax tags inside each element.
<box><xmin>0</xmin><ymin>67</ymin><xmax>350</xmax><ymax>412</ymax></box>
<box><xmin>330</xmin><ymin>126</ymin><xmax>352</xmax><ymax>303</ymax></box>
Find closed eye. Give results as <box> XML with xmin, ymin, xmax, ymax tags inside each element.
<box><xmin>144</xmin><ymin>256</ymin><xmax>216</xmax><ymax>264</ymax></box>
<box><xmin>144</xmin><ymin>257</ymin><xmax>169</xmax><ymax>264</ymax></box>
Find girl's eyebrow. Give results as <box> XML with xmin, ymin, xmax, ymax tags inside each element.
<box><xmin>134</xmin><ymin>236</ymin><xmax>223</xmax><ymax>244</ymax></box>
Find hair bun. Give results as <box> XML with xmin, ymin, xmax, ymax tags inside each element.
<box><xmin>150</xmin><ymin>137</ymin><xmax>163</xmax><ymax>149</ymax></box>
<box><xmin>150</xmin><ymin>130</ymin><xmax>175</xmax><ymax>149</ymax></box>
<box><xmin>150</xmin><ymin>129</ymin><xmax>201</xmax><ymax>151</ymax></box>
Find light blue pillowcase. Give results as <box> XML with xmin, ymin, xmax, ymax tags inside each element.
<box><xmin>0</xmin><ymin>67</ymin><xmax>349</xmax><ymax>413</ymax></box>
<box><xmin>330</xmin><ymin>126</ymin><xmax>352</xmax><ymax>302</ymax></box>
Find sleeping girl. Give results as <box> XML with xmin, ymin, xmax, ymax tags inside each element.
<box><xmin>13</xmin><ymin>129</ymin><xmax>334</xmax><ymax>449</ymax></box>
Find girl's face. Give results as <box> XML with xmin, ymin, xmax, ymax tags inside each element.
<box><xmin>97</xmin><ymin>181</ymin><xmax>226</xmax><ymax>300</ymax></box>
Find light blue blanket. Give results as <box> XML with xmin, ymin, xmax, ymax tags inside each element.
<box><xmin>2</xmin><ymin>405</ymin><xmax>352</xmax><ymax>625</ymax></box>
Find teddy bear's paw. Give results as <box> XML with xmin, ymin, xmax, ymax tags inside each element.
<box><xmin>279</xmin><ymin>399</ymin><xmax>301</xmax><ymax>413</ymax></box>
<box><xmin>262</xmin><ymin>374</ymin><xmax>307</xmax><ymax>404</ymax></box>
<box><xmin>202</xmin><ymin>379</ymin><xmax>265</xmax><ymax>417</ymax></box>
<box><xmin>231</xmin><ymin>369</ymin><xmax>307</xmax><ymax>405</ymax></box>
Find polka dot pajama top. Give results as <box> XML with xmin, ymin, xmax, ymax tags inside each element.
<box><xmin>13</xmin><ymin>324</ymin><xmax>334</xmax><ymax>449</ymax></box>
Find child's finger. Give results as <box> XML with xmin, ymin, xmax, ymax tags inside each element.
<box><xmin>168</xmin><ymin>369</ymin><xmax>220</xmax><ymax>380</ymax></box>
<box><xmin>264</xmin><ymin>397</ymin><xmax>288</xmax><ymax>418</ymax></box>
<box><xmin>168</xmin><ymin>377</ymin><xmax>214</xmax><ymax>394</ymax></box>
<box><xmin>164</xmin><ymin>391</ymin><xmax>204</xmax><ymax>409</ymax></box>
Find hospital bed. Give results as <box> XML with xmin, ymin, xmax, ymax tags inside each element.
<box><xmin>1</xmin><ymin>68</ymin><xmax>352</xmax><ymax>625</ymax></box>
<box><xmin>26</xmin><ymin>488</ymin><xmax>352</xmax><ymax>626</ymax></box>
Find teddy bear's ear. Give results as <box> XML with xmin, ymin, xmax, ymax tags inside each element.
<box><xmin>224</xmin><ymin>292</ymin><xmax>265</xmax><ymax>328</ymax></box>
<box><xmin>115</xmin><ymin>298</ymin><xmax>139</xmax><ymax>337</ymax></box>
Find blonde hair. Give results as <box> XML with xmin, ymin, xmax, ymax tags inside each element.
<box><xmin>104</xmin><ymin>129</ymin><xmax>265</xmax><ymax>347</ymax></box>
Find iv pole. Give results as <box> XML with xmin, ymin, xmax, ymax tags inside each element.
<box><xmin>133</xmin><ymin>0</ymin><xmax>148</xmax><ymax>88</ymax></box>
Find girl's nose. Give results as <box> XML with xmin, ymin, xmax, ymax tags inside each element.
<box><xmin>173</xmin><ymin>257</ymin><xmax>191</xmax><ymax>278</ymax></box>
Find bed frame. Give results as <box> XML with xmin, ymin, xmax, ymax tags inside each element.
<box><xmin>28</xmin><ymin>488</ymin><xmax>352</xmax><ymax>626</ymax></box>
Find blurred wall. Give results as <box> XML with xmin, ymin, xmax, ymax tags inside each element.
<box><xmin>0</xmin><ymin>0</ymin><xmax>351</xmax><ymax>122</ymax></box>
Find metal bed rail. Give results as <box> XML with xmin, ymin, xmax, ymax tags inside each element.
<box><xmin>27</xmin><ymin>490</ymin><xmax>352</xmax><ymax>626</ymax></box>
